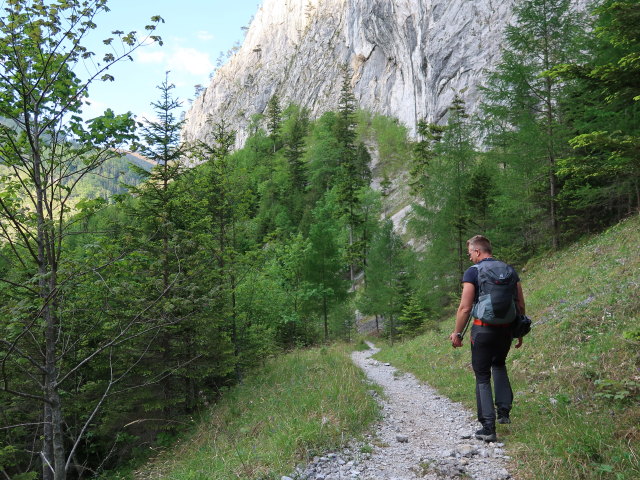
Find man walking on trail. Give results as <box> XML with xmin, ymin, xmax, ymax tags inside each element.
<box><xmin>449</xmin><ymin>235</ymin><xmax>526</xmax><ymax>442</ymax></box>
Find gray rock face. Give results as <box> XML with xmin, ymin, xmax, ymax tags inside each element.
<box><xmin>183</xmin><ymin>0</ymin><xmax>586</xmax><ymax>147</ymax></box>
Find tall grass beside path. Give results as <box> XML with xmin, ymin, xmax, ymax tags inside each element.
<box><xmin>374</xmin><ymin>215</ymin><xmax>640</xmax><ymax>480</ymax></box>
<box><xmin>131</xmin><ymin>344</ymin><xmax>380</xmax><ymax>480</ymax></box>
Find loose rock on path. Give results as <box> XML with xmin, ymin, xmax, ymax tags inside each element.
<box><xmin>285</xmin><ymin>342</ymin><xmax>513</xmax><ymax>480</ymax></box>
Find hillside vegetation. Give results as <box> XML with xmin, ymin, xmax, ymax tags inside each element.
<box><xmin>1</xmin><ymin>1</ymin><xmax>638</xmax><ymax>478</ymax></box>
<box><xmin>125</xmin><ymin>344</ymin><xmax>379</xmax><ymax>480</ymax></box>
<box><xmin>374</xmin><ymin>214</ymin><xmax>640</xmax><ymax>480</ymax></box>
<box><xmin>125</xmin><ymin>216</ymin><xmax>638</xmax><ymax>479</ymax></box>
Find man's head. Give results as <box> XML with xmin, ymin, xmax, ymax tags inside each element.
<box><xmin>467</xmin><ymin>235</ymin><xmax>492</xmax><ymax>264</ymax></box>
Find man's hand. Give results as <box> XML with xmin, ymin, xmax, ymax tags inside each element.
<box><xmin>450</xmin><ymin>332</ymin><xmax>463</xmax><ymax>348</ymax></box>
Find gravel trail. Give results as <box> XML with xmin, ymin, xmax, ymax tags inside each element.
<box><xmin>290</xmin><ymin>342</ymin><xmax>514</xmax><ymax>480</ymax></box>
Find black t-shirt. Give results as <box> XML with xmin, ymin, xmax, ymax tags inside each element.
<box><xmin>462</xmin><ymin>258</ymin><xmax>520</xmax><ymax>302</ymax></box>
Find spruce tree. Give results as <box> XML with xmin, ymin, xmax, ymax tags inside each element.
<box><xmin>334</xmin><ymin>65</ymin><xmax>371</xmax><ymax>283</ymax></box>
<box><xmin>126</xmin><ymin>75</ymin><xmax>203</xmax><ymax>417</ymax></box>
<box><xmin>283</xmin><ymin>105</ymin><xmax>310</xmax><ymax>191</ymax></box>
<box><xmin>412</xmin><ymin>96</ymin><xmax>476</xmax><ymax>294</ymax></box>
<box><xmin>361</xmin><ymin>220</ymin><xmax>405</xmax><ymax>343</ymax></box>
<box><xmin>398</xmin><ymin>293</ymin><xmax>430</xmax><ymax>337</ymax></box>
<box><xmin>482</xmin><ymin>0</ymin><xmax>588</xmax><ymax>250</ymax></box>
<box><xmin>554</xmin><ymin>0</ymin><xmax>640</xmax><ymax>232</ymax></box>
<box><xmin>266</xmin><ymin>93</ymin><xmax>283</xmax><ymax>153</ymax></box>
<box><xmin>410</xmin><ymin>120</ymin><xmax>445</xmax><ymax>195</ymax></box>
<box><xmin>188</xmin><ymin>121</ymin><xmax>255</xmax><ymax>378</ymax></box>
<box><xmin>304</xmin><ymin>194</ymin><xmax>348</xmax><ymax>341</ymax></box>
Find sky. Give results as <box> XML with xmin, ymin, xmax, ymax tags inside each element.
<box><xmin>81</xmin><ymin>0</ymin><xmax>262</xmax><ymax>123</ymax></box>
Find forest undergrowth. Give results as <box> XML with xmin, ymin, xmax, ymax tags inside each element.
<box><xmin>121</xmin><ymin>344</ymin><xmax>381</xmax><ymax>480</ymax></box>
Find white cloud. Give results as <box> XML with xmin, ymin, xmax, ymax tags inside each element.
<box><xmin>167</xmin><ymin>47</ymin><xmax>214</xmax><ymax>76</ymax></box>
<box><xmin>136</xmin><ymin>49</ymin><xmax>166</xmax><ymax>64</ymax></box>
<box><xmin>82</xmin><ymin>98</ymin><xmax>109</xmax><ymax>120</ymax></box>
<box><xmin>141</xmin><ymin>37</ymin><xmax>160</xmax><ymax>47</ymax></box>
<box><xmin>196</xmin><ymin>30</ymin><xmax>215</xmax><ymax>41</ymax></box>
<box><xmin>137</xmin><ymin>111</ymin><xmax>161</xmax><ymax>125</ymax></box>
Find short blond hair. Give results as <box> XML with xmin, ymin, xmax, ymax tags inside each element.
<box><xmin>467</xmin><ymin>235</ymin><xmax>492</xmax><ymax>254</ymax></box>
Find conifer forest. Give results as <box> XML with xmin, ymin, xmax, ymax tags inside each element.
<box><xmin>0</xmin><ymin>0</ymin><xmax>638</xmax><ymax>478</ymax></box>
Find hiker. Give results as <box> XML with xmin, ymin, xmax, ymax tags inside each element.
<box><xmin>449</xmin><ymin>235</ymin><xmax>526</xmax><ymax>442</ymax></box>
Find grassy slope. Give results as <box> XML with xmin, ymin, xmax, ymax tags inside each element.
<box><xmin>127</xmin><ymin>344</ymin><xmax>380</xmax><ymax>480</ymax></box>
<box><xmin>374</xmin><ymin>214</ymin><xmax>640</xmax><ymax>479</ymax></box>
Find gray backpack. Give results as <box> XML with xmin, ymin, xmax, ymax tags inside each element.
<box><xmin>471</xmin><ymin>260</ymin><xmax>518</xmax><ymax>325</ymax></box>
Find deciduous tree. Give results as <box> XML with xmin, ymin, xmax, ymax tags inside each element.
<box><xmin>0</xmin><ymin>1</ymin><xmax>162</xmax><ymax>478</ymax></box>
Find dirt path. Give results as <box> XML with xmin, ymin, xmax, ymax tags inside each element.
<box><xmin>291</xmin><ymin>342</ymin><xmax>513</xmax><ymax>480</ymax></box>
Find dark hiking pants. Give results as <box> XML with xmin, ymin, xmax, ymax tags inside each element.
<box><xmin>470</xmin><ymin>324</ymin><xmax>514</xmax><ymax>430</ymax></box>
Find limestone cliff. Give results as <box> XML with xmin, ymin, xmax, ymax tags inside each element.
<box><xmin>182</xmin><ymin>0</ymin><xmax>585</xmax><ymax>147</ymax></box>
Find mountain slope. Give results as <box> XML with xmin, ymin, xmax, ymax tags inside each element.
<box><xmin>183</xmin><ymin>0</ymin><xmax>588</xmax><ymax>147</ymax></box>
<box><xmin>375</xmin><ymin>213</ymin><xmax>640</xmax><ymax>479</ymax></box>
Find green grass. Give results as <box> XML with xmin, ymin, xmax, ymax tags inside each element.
<box><xmin>129</xmin><ymin>344</ymin><xmax>381</xmax><ymax>480</ymax></box>
<box><xmin>374</xmin><ymin>214</ymin><xmax>640</xmax><ymax>480</ymax></box>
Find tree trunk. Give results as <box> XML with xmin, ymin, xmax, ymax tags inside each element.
<box><xmin>323</xmin><ymin>294</ymin><xmax>328</xmax><ymax>341</ymax></box>
<box><xmin>51</xmin><ymin>390</ymin><xmax>66</xmax><ymax>480</ymax></box>
<box><xmin>348</xmin><ymin>210</ymin><xmax>355</xmax><ymax>284</ymax></box>
<box><xmin>34</xmin><ymin>138</ymin><xmax>66</xmax><ymax>479</ymax></box>
<box><xmin>42</xmin><ymin>403</ymin><xmax>53</xmax><ymax>480</ymax></box>
<box><xmin>457</xmin><ymin>223</ymin><xmax>464</xmax><ymax>280</ymax></box>
<box><xmin>543</xmin><ymin>8</ymin><xmax>560</xmax><ymax>250</ymax></box>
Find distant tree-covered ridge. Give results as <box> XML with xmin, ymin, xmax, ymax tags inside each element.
<box><xmin>71</xmin><ymin>150</ymin><xmax>156</xmax><ymax>200</ymax></box>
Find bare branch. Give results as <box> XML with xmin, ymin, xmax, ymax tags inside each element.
<box><xmin>0</xmin><ymin>277</ymin><xmax>39</xmax><ymax>295</ymax></box>
<box><xmin>111</xmin><ymin>353</ymin><xmax>204</xmax><ymax>397</ymax></box>
<box><xmin>0</xmin><ymin>221</ymin><xmax>29</xmax><ymax>270</ymax></box>
<box><xmin>0</xmin><ymin>422</ymin><xmax>46</xmax><ymax>431</ymax></box>
<box><xmin>64</xmin><ymin>349</ymin><xmax>115</xmax><ymax>473</ymax></box>
<box><xmin>40</xmin><ymin>452</ymin><xmax>55</xmax><ymax>477</ymax></box>
<box><xmin>56</xmin><ymin>269</ymin><xmax>181</xmax><ymax>386</ymax></box>
<box><xmin>0</xmin><ymin>384</ymin><xmax>48</xmax><ymax>404</ymax></box>
<box><xmin>0</xmin><ymin>195</ymin><xmax>39</xmax><ymax>262</ymax></box>
<box><xmin>123</xmin><ymin>418</ymin><xmax>192</xmax><ymax>428</ymax></box>
<box><xmin>0</xmin><ymin>338</ymin><xmax>46</xmax><ymax>375</ymax></box>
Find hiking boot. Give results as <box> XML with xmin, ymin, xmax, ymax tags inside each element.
<box><xmin>497</xmin><ymin>409</ymin><xmax>511</xmax><ymax>424</ymax></box>
<box><xmin>475</xmin><ymin>427</ymin><xmax>497</xmax><ymax>442</ymax></box>
<box><xmin>498</xmin><ymin>415</ymin><xmax>511</xmax><ymax>424</ymax></box>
